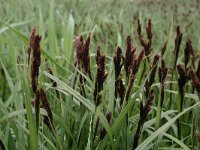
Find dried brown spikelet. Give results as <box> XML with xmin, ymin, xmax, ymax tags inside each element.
<box><xmin>74</xmin><ymin>35</ymin><xmax>84</xmax><ymax>69</ymax></box>
<box><xmin>161</xmin><ymin>41</ymin><xmax>167</xmax><ymax>56</ymax></box>
<box><xmin>30</xmin><ymin>28</ymin><xmax>42</xmax><ymax>93</ymax></box>
<box><xmin>138</xmin><ymin>35</ymin><xmax>152</xmax><ymax>56</ymax></box>
<box><xmin>43</xmin><ymin>116</ymin><xmax>54</xmax><ymax>132</ymax></box>
<box><xmin>82</xmin><ymin>34</ymin><xmax>91</xmax><ymax>76</ymax></box>
<box><xmin>141</xmin><ymin>90</ymin><xmax>154</xmax><ymax>121</ymax></box>
<box><xmin>158</xmin><ymin>59</ymin><xmax>168</xmax><ymax>107</ymax></box>
<box><xmin>133</xmin><ymin>90</ymin><xmax>154</xmax><ymax>149</ymax></box>
<box><xmin>27</xmin><ymin>26</ymin><xmax>36</xmax><ymax>65</ymax></box>
<box><xmin>113</xmin><ymin>46</ymin><xmax>123</xmax><ymax>79</ymax></box>
<box><xmin>115</xmin><ymin>79</ymin><xmax>125</xmax><ymax>105</ymax></box>
<box><xmin>97</xmin><ymin>56</ymin><xmax>108</xmax><ymax>88</ymax></box>
<box><xmin>144</xmin><ymin>54</ymin><xmax>159</xmax><ymax>95</ymax></box>
<box><xmin>177</xmin><ymin>64</ymin><xmax>187</xmax><ymax>88</ymax></box>
<box><xmin>184</xmin><ymin>39</ymin><xmax>192</xmax><ymax>69</ymax></box>
<box><xmin>189</xmin><ymin>69</ymin><xmax>200</xmax><ymax>96</ymax></box>
<box><xmin>158</xmin><ymin>59</ymin><xmax>168</xmax><ymax>83</ymax></box>
<box><xmin>174</xmin><ymin>26</ymin><xmax>183</xmax><ymax>68</ymax></box>
<box><xmin>149</xmin><ymin>54</ymin><xmax>160</xmax><ymax>86</ymax></box>
<box><xmin>132</xmin><ymin>49</ymin><xmax>145</xmax><ymax>75</ymax></box>
<box><xmin>146</xmin><ymin>19</ymin><xmax>152</xmax><ymax>41</ymax></box>
<box><xmin>124</xmin><ymin>36</ymin><xmax>136</xmax><ymax>76</ymax></box>
<box><xmin>96</xmin><ymin>46</ymin><xmax>101</xmax><ymax>63</ymax></box>
<box><xmin>93</xmin><ymin>47</ymin><xmax>108</xmax><ymax>106</ymax></box>
<box><xmin>137</xmin><ymin>19</ymin><xmax>142</xmax><ymax>36</ymax></box>
<box><xmin>39</xmin><ymin>88</ymin><xmax>53</xmax><ymax>123</ymax></box>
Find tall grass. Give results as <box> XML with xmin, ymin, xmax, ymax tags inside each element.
<box><xmin>1</xmin><ymin>0</ymin><xmax>200</xmax><ymax>149</ymax></box>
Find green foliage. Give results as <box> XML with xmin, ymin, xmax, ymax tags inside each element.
<box><xmin>0</xmin><ymin>0</ymin><xmax>200</xmax><ymax>149</ymax></box>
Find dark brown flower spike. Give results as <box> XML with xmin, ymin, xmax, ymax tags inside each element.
<box><xmin>158</xmin><ymin>59</ymin><xmax>168</xmax><ymax>84</ymax></box>
<box><xmin>124</xmin><ymin>49</ymin><xmax>144</xmax><ymax>102</ymax></box>
<box><xmin>29</xmin><ymin>27</ymin><xmax>42</xmax><ymax>93</ymax></box>
<box><xmin>146</xmin><ymin>19</ymin><xmax>152</xmax><ymax>41</ymax></box>
<box><xmin>138</xmin><ymin>36</ymin><xmax>152</xmax><ymax>56</ymax></box>
<box><xmin>161</xmin><ymin>41</ymin><xmax>167</xmax><ymax>56</ymax></box>
<box><xmin>74</xmin><ymin>34</ymin><xmax>91</xmax><ymax>78</ymax></box>
<box><xmin>177</xmin><ymin>64</ymin><xmax>187</xmax><ymax>88</ymax></box>
<box><xmin>145</xmin><ymin>54</ymin><xmax>160</xmax><ymax>96</ymax></box>
<box><xmin>115</xmin><ymin>79</ymin><xmax>125</xmax><ymax>105</ymax></box>
<box><xmin>74</xmin><ymin>34</ymin><xmax>92</xmax><ymax>98</ymax></box>
<box><xmin>137</xmin><ymin>19</ymin><xmax>142</xmax><ymax>36</ymax></box>
<box><xmin>82</xmin><ymin>33</ymin><xmax>92</xmax><ymax>78</ymax></box>
<box><xmin>184</xmin><ymin>39</ymin><xmax>192</xmax><ymax>70</ymax></box>
<box><xmin>124</xmin><ymin>36</ymin><xmax>136</xmax><ymax>76</ymax></box>
<box><xmin>174</xmin><ymin>26</ymin><xmax>183</xmax><ymax>69</ymax></box>
<box><xmin>28</xmin><ymin>26</ymin><xmax>36</xmax><ymax>65</ymax></box>
<box><xmin>149</xmin><ymin>54</ymin><xmax>160</xmax><ymax>86</ymax></box>
<box><xmin>158</xmin><ymin>59</ymin><xmax>168</xmax><ymax>108</ymax></box>
<box><xmin>189</xmin><ymin>69</ymin><xmax>200</xmax><ymax>97</ymax></box>
<box><xmin>39</xmin><ymin>88</ymin><xmax>53</xmax><ymax>124</ymax></box>
<box><xmin>113</xmin><ymin>46</ymin><xmax>123</xmax><ymax>79</ymax></box>
<box><xmin>133</xmin><ymin>90</ymin><xmax>154</xmax><ymax>149</ymax></box>
<box><xmin>93</xmin><ymin>47</ymin><xmax>108</xmax><ymax>106</ymax></box>
<box><xmin>177</xmin><ymin>64</ymin><xmax>187</xmax><ymax>112</ymax></box>
<box><xmin>131</xmin><ymin>49</ymin><xmax>145</xmax><ymax>75</ymax></box>
<box><xmin>74</xmin><ymin>35</ymin><xmax>84</xmax><ymax>69</ymax></box>
<box><xmin>137</xmin><ymin>19</ymin><xmax>153</xmax><ymax>57</ymax></box>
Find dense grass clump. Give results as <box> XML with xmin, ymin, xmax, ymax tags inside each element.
<box><xmin>1</xmin><ymin>0</ymin><xmax>200</xmax><ymax>150</ymax></box>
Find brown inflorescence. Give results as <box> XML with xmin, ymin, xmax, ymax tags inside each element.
<box><xmin>174</xmin><ymin>26</ymin><xmax>183</xmax><ymax>69</ymax></box>
<box><xmin>115</xmin><ymin>79</ymin><xmax>125</xmax><ymax>105</ymax></box>
<box><xmin>28</xmin><ymin>26</ymin><xmax>36</xmax><ymax>65</ymax></box>
<box><xmin>28</xmin><ymin>27</ymin><xmax>42</xmax><ymax>93</ymax></box>
<box><xmin>184</xmin><ymin>39</ymin><xmax>192</xmax><ymax>70</ymax></box>
<box><xmin>137</xmin><ymin>19</ymin><xmax>142</xmax><ymax>36</ymax></box>
<box><xmin>113</xmin><ymin>46</ymin><xmax>123</xmax><ymax>79</ymax></box>
<box><xmin>138</xmin><ymin>19</ymin><xmax>153</xmax><ymax>56</ymax></box>
<box><xmin>39</xmin><ymin>88</ymin><xmax>53</xmax><ymax>123</ymax></box>
<box><xmin>132</xmin><ymin>90</ymin><xmax>154</xmax><ymax>149</ymax></box>
<box><xmin>161</xmin><ymin>41</ymin><xmax>167</xmax><ymax>57</ymax></box>
<box><xmin>158</xmin><ymin>59</ymin><xmax>168</xmax><ymax>107</ymax></box>
<box><xmin>131</xmin><ymin>49</ymin><xmax>145</xmax><ymax>75</ymax></box>
<box><xmin>74</xmin><ymin>34</ymin><xmax>91</xmax><ymax>78</ymax></box>
<box><xmin>177</xmin><ymin>64</ymin><xmax>187</xmax><ymax>89</ymax></box>
<box><xmin>145</xmin><ymin>54</ymin><xmax>160</xmax><ymax>96</ymax></box>
<box><xmin>146</xmin><ymin>19</ymin><xmax>152</xmax><ymax>41</ymax></box>
<box><xmin>125</xmin><ymin>49</ymin><xmax>145</xmax><ymax>102</ymax></box>
<box><xmin>124</xmin><ymin>36</ymin><xmax>136</xmax><ymax>76</ymax></box>
<box><xmin>158</xmin><ymin>59</ymin><xmax>168</xmax><ymax>83</ymax></box>
<box><xmin>189</xmin><ymin>69</ymin><xmax>200</xmax><ymax>97</ymax></box>
<box><xmin>93</xmin><ymin>47</ymin><xmax>108</xmax><ymax>106</ymax></box>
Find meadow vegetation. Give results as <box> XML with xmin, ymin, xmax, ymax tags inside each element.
<box><xmin>0</xmin><ymin>0</ymin><xmax>200</xmax><ymax>149</ymax></box>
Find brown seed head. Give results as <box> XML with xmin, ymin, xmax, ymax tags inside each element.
<box><xmin>113</xmin><ymin>46</ymin><xmax>123</xmax><ymax>79</ymax></box>
<box><xmin>174</xmin><ymin>26</ymin><xmax>183</xmax><ymax>68</ymax></box>
<box><xmin>137</xmin><ymin>19</ymin><xmax>142</xmax><ymax>36</ymax></box>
